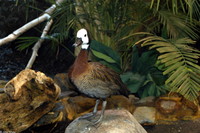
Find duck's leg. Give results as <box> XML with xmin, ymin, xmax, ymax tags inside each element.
<box><xmin>79</xmin><ymin>99</ymin><xmax>100</xmax><ymax>119</ymax></box>
<box><xmin>92</xmin><ymin>100</ymin><xmax>107</xmax><ymax>125</ymax></box>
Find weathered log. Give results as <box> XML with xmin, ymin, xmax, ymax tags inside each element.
<box><xmin>0</xmin><ymin>69</ymin><xmax>60</xmax><ymax>132</ymax></box>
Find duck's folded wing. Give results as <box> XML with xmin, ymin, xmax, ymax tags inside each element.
<box><xmin>88</xmin><ymin>62</ymin><xmax>129</xmax><ymax>96</ymax></box>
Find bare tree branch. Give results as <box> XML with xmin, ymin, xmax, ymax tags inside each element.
<box><xmin>0</xmin><ymin>4</ymin><xmax>57</xmax><ymax>46</ymax></box>
<box><xmin>0</xmin><ymin>0</ymin><xmax>66</xmax><ymax>46</ymax></box>
<box><xmin>0</xmin><ymin>0</ymin><xmax>66</xmax><ymax>69</ymax></box>
<box><xmin>26</xmin><ymin>19</ymin><xmax>53</xmax><ymax>69</ymax></box>
<box><xmin>0</xmin><ymin>14</ymin><xmax>50</xmax><ymax>46</ymax></box>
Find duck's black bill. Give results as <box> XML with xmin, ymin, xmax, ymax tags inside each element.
<box><xmin>73</xmin><ymin>38</ymin><xmax>83</xmax><ymax>47</ymax></box>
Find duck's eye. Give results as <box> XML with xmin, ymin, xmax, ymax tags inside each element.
<box><xmin>84</xmin><ymin>34</ymin><xmax>87</xmax><ymax>37</ymax></box>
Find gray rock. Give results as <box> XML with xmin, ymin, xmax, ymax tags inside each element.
<box><xmin>65</xmin><ymin>109</ymin><xmax>147</xmax><ymax>133</ymax></box>
<box><xmin>133</xmin><ymin>107</ymin><xmax>156</xmax><ymax>124</ymax></box>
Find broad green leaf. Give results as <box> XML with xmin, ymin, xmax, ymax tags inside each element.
<box><xmin>139</xmin><ymin>82</ymin><xmax>152</xmax><ymax>98</ymax></box>
<box><xmin>148</xmin><ymin>83</ymin><xmax>156</xmax><ymax>96</ymax></box>
<box><xmin>120</xmin><ymin>72</ymin><xmax>146</xmax><ymax>93</ymax></box>
<box><xmin>90</xmin><ymin>40</ymin><xmax>121</xmax><ymax>64</ymax></box>
<box><xmin>91</xmin><ymin>50</ymin><xmax>116</xmax><ymax>63</ymax></box>
<box><xmin>99</xmin><ymin>60</ymin><xmax>121</xmax><ymax>73</ymax></box>
<box><xmin>156</xmin><ymin>86</ymin><xmax>161</xmax><ymax>96</ymax></box>
<box><xmin>131</xmin><ymin>46</ymin><xmax>158</xmax><ymax>74</ymax></box>
<box><xmin>120</xmin><ymin>72</ymin><xmax>133</xmax><ymax>83</ymax></box>
<box><xmin>90</xmin><ymin>40</ymin><xmax>121</xmax><ymax>72</ymax></box>
<box><xmin>149</xmin><ymin>67</ymin><xmax>167</xmax><ymax>85</ymax></box>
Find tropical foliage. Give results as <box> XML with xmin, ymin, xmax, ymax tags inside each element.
<box><xmin>136</xmin><ymin>36</ymin><xmax>200</xmax><ymax>101</ymax></box>
<box><xmin>3</xmin><ymin>0</ymin><xmax>200</xmax><ymax>101</ymax></box>
<box><xmin>121</xmin><ymin>46</ymin><xmax>167</xmax><ymax>98</ymax></box>
<box><xmin>90</xmin><ymin>40</ymin><xmax>121</xmax><ymax>73</ymax></box>
<box><xmin>56</xmin><ymin>0</ymin><xmax>200</xmax><ymax>101</ymax></box>
<box><xmin>90</xmin><ymin>40</ymin><xmax>167</xmax><ymax>98</ymax></box>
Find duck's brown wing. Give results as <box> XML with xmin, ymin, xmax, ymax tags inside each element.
<box><xmin>88</xmin><ymin>62</ymin><xmax>129</xmax><ymax>97</ymax></box>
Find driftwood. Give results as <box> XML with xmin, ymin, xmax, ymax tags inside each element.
<box><xmin>0</xmin><ymin>69</ymin><xmax>60</xmax><ymax>132</ymax></box>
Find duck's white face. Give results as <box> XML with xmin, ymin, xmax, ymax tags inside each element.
<box><xmin>74</xmin><ymin>29</ymin><xmax>89</xmax><ymax>47</ymax></box>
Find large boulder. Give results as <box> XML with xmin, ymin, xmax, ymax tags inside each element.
<box><xmin>65</xmin><ymin>109</ymin><xmax>147</xmax><ymax>133</ymax></box>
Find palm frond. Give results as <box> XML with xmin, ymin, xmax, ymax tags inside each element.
<box><xmin>16</xmin><ymin>36</ymin><xmax>39</xmax><ymax>51</ymax></box>
<box><xmin>157</xmin><ymin>11</ymin><xmax>199</xmax><ymax>39</ymax></box>
<box><xmin>136</xmin><ymin>36</ymin><xmax>200</xmax><ymax>101</ymax></box>
<box><xmin>150</xmin><ymin>0</ymin><xmax>200</xmax><ymax>20</ymax></box>
<box><xmin>192</xmin><ymin>0</ymin><xmax>200</xmax><ymax>19</ymax></box>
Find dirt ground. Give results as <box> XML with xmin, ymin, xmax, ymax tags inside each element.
<box><xmin>144</xmin><ymin>119</ymin><xmax>200</xmax><ymax>133</ymax></box>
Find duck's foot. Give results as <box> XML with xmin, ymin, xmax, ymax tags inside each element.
<box><xmin>79</xmin><ymin>112</ymin><xmax>97</xmax><ymax>119</ymax></box>
<box><xmin>90</xmin><ymin>114</ymin><xmax>103</xmax><ymax>126</ymax></box>
<box><xmin>86</xmin><ymin>100</ymin><xmax>107</xmax><ymax>127</ymax></box>
<box><xmin>79</xmin><ymin>99</ymin><xmax>100</xmax><ymax>120</ymax></box>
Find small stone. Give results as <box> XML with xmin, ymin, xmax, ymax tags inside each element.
<box><xmin>161</xmin><ymin>101</ymin><xmax>176</xmax><ymax>110</ymax></box>
<box><xmin>133</xmin><ymin>107</ymin><xmax>156</xmax><ymax>124</ymax></box>
<box><xmin>107</xmin><ymin>95</ymin><xmax>135</xmax><ymax>113</ymax></box>
<box><xmin>128</xmin><ymin>94</ymin><xmax>140</xmax><ymax>103</ymax></box>
<box><xmin>156</xmin><ymin>97</ymin><xmax>181</xmax><ymax>114</ymax></box>
<box><xmin>135</xmin><ymin>96</ymin><xmax>155</xmax><ymax>106</ymax></box>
